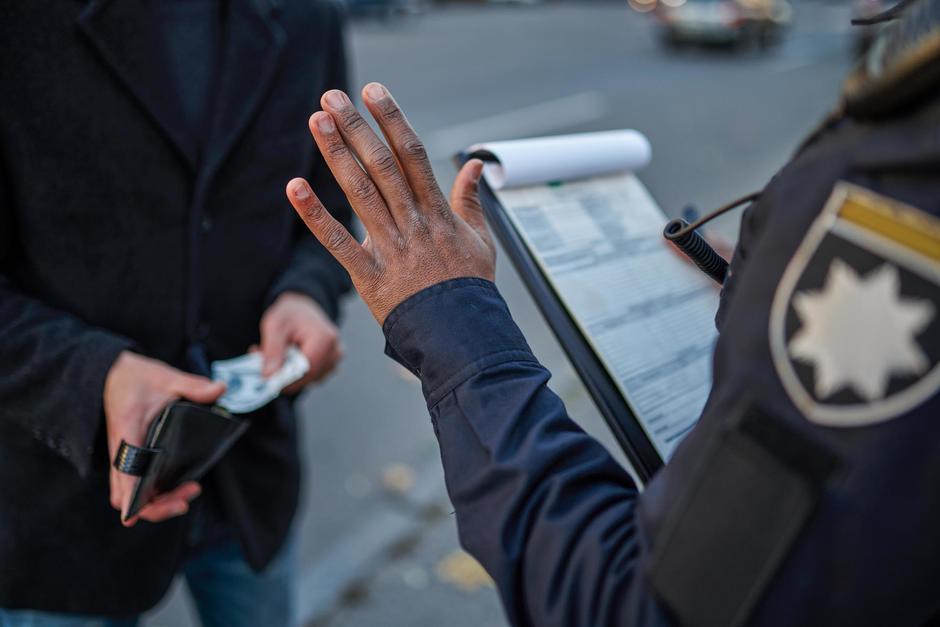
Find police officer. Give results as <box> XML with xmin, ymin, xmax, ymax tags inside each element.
<box><xmin>285</xmin><ymin>1</ymin><xmax>940</xmax><ymax>622</ymax></box>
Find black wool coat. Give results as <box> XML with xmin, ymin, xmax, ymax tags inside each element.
<box><xmin>0</xmin><ymin>0</ymin><xmax>352</xmax><ymax>615</ymax></box>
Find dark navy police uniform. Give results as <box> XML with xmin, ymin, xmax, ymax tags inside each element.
<box><xmin>382</xmin><ymin>3</ymin><xmax>940</xmax><ymax>625</ymax></box>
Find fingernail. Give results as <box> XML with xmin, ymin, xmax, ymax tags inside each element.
<box><xmin>471</xmin><ymin>159</ymin><xmax>484</xmax><ymax>182</ymax></box>
<box><xmin>291</xmin><ymin>180</ymin><xmax>311</xmax><ymax>201</ymax></box>
<box><xmin>365</xmin><ymin>83</ymin><xmax>387</xmax><ymax>102</ymax></box>
<box><xmin>324</xmin><ymin>90</ymin><xmax>347</xmax><ymax>109</ymax></box>
<box><xmin>315</xmin><ymin>112</ymin><xmax>335</xmax><ymax>134</ymax></box>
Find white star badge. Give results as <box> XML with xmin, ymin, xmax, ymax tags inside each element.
<box><xmin>788</xmin><ymin>260</ymin><xmax>934</xmax><ymax>402</ymax></box>
<box><xmin>770</xmin><ymin>182</ymin><xmax>940</xmax><ymax>427</ymax></box>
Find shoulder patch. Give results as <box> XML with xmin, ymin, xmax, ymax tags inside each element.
<box><xmin>770</xmin><ymin>182</ymin><xmax>940</xmax><ymax>427</ymax></box>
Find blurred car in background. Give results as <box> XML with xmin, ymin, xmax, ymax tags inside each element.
<box><xmin>650</xmin><ymin>0</ymin><xmax>792</xmax><ymax>50</ymax></box>
<box><xmin>851</xmin><ymin>0</ymin><xmax>888</xmax><ymax>54</ymax></box>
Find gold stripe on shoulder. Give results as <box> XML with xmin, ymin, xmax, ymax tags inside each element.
<box><xmin>837</xmin><ymin>187</ymin><xmax>940</xmax><ymax>264</ymax></box>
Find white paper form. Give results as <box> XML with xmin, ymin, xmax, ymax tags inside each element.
<box><xmin>471</xmin><ymin>130</ymin><xmax>651</xmax><ymax>190</ymax></box>
<box><xmin>493</xmin><ymin>173</ymin><xmax>719</xmax><ymax>459</ymax></box>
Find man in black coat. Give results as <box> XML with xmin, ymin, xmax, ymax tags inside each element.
<box><xmin>0</xmin><ymin>0</ymin><xmax>352</xmax><ymax>624</ymax></box>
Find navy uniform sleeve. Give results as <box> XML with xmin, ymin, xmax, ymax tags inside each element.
<box><xmin>384</xmin><ymin>278</ymin><xmax>669</xmax><ymax>626</ymax></box>
<box><xmin>265</xmin><ymin>1</ymin><xmax>353</xmax><ymax>320</ymax></box>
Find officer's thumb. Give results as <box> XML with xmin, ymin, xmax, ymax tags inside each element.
<box><xmin>171</xmin><ymin>373</ymin><xmax>226</xmax><ymax>404</ymax></box>
<box><xmin>451</xmin><ymin>159</ymin><xmax>487</xmax><ymax>237</ymax></box>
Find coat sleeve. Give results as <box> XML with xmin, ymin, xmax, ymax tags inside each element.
<box><xmin>265</xmin><ymin>2</ymin><xmax>353</xmax><ymax>321</ymax></box>
<box><xmin>0</xmin><ymin>156</ymin><xmax>135</xmax><ymax>477</ymax></box>
<box><xmin>383</xmin><ymin>278</ymin><xmax>671</xmax><ymax>627</ymax></box>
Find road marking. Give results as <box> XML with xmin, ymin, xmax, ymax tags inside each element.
<box><xmin>426</xmin><ymin>91</ymin><xmax>609</xmax><ymax>158</ymax></box>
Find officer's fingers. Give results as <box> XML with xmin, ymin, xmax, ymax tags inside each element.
<box><xmin>308</xmin><ymin>111</ymin><xmax>400</xmax><ymax>244</ymax></box>
<box><xmin>319</xmin><ymin>90</ymin><xmax>415</xmax><ymax>229</ymax></box>
<box><xmin>450</xmin><ymin>160</ymin><xmax>489</xmax><ymax>240</ymax></box>
<box><xmin>362</xmin><ymin>83</ymin><xmax>447</xmax><ymax>211</ymax></box>
<box><xmin>287</xmin><ymin>178</ymin><xmax>375</xmax><ymax>278</ymax></box>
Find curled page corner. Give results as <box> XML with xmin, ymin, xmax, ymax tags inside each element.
<box><xmin>469</xmin><ymin>129</ymin><xmax>651</xmax><ymax>190</ymax></box>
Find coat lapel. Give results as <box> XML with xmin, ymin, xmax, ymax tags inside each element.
<box><xmin>203</xmin><ymin>0</ymin><xmax>286</xmax><ymax>182</ymax></box>
<box><xmin>77</xmin><ymin>0</ymin><xmax>199</xmax><ymax>170</ymax></box>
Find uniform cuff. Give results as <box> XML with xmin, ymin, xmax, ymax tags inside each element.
<box><xmin>382</xmin><ymin>278</ymin><xmax>537</xmax><ymax>407</ymax></box>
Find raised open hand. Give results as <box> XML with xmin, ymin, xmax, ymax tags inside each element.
<box><xmin>286</xmin><ymin>83</ymin><xmax>495</xmax><ymax>325</ymax></box>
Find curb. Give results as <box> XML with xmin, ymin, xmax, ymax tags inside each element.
<box><xmin>298</xmin><ymin>458</ymin><xmax>450</xmax><ymax>625</ymax></box>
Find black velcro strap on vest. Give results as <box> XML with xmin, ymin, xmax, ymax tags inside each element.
<box><xmin>113</xmin><ymin>440</ymin><xmax>161</xmax><ymax>477</ymax></box>
<box><xmin>647</xmin><ymin>404</ymin><xmax>841</xmax><ymax>627</ymax></box>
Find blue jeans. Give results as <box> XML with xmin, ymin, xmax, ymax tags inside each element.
<box><xmin>0</xmin><ymin>538</ymin><xmax>297</xmax><ymax>627</ymax></box>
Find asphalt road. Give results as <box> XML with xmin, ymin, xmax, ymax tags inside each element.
<box><xmin>145</xmin><ymin>1</ymin><xmax>855</xmax><ymax>625</ymax></box>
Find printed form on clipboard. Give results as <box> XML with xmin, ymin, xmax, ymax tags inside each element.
<box><xmin>460</xmin><ymin>130</ymin><xmax>719</xmax><ymax>476</ymax></box>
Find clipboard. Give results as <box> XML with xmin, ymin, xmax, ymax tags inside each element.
<box><xmin>454</xmin><ymin>150</ymin><xmax>664</xmax><ymax>481</ymax></box>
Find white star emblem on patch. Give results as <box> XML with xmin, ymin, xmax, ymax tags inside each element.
<box><xmin>788</xmin><ymin>260</ymin><xmax>935</xmax><ymax>401</ymax></box>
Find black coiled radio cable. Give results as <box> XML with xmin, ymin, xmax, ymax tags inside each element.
<box><xmin>662</xmin><ymin>191</ymin><xmax>761</xmax><ymax>285</ymax></box>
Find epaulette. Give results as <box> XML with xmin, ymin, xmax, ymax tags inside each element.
<box><xmin>843</xmin><ymin>0</ymin><xmax>940</xmax><ymax>118</ymax></box>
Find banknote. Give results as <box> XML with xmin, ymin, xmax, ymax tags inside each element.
<box><xmin>211</xmin><ymin>346</ymin><xmax>309</xmax><ymax>414</ymax></box>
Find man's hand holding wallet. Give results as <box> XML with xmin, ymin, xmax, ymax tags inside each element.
<box><xmin>104</xmin><ymin>291</ymin><xmax>341</xmax><ymax>526</ymax></box>
<box><xmin>103</xmin><ymin>352</ymin><xmax>225</xmax><ymax>526</ymax></box>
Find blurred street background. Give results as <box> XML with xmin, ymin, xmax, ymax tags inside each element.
<box><xmin>147</xmin><ymin>0</ymin><xmax>857</xmax><ymax>624</ymax></box>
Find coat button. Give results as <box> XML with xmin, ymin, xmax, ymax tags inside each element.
<box><xmin>201</xmin><ymin>216</ymin><xmax>213</xmax><ymax>232</ymax></box>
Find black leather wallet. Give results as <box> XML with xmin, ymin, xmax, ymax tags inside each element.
<box><xmin>112</xmin><ymin>401</ymin><xmax>249</xmax><ymax>521</ymax></box>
